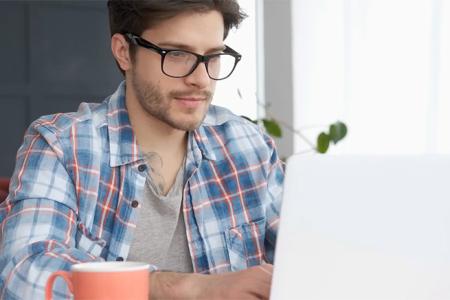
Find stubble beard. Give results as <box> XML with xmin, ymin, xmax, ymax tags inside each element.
<box><xmin>130</xmin><ymin>71</ymin><xmax>213</xmax><ymax>131</ymax></box>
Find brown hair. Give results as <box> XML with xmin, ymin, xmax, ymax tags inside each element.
<box><xmin>107</xmin><ymin>0</ymin><xmax>247</xmax><ymax>74</ymax></box>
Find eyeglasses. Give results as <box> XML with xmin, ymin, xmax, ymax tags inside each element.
<box><xmin>125</xmin><ymin>33</ymin><xmax>242</xmax><ymax>80</ymax></box>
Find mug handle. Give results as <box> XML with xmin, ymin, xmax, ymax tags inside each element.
<box><xmin>45</xmin><ymin>271</ymin><xmax>74</xmax><ymax>300</ymax></box>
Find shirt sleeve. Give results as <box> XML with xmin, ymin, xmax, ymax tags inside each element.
<box><xmin>263</xmin><ymin>135</ymin><xmax>285</xmax><ymax>264</ymax></box>
<box><xmin>0</xmin><ymin>122</ymin><xmax>103</xmax><ymax>300</ymax></box>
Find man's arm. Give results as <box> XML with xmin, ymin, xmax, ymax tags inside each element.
<box><xmin>150</xmin><ymin>264</ymin><xmax>273</xmax><ymax>300</ymax></box>
<box><xmin>0</xmin><ymin>123</ymin><xmax>101</xmax><ymax>299</ymax></box>
<box><xmin>262</xmin><ymin>134</ymin><xmax>285</xmax><ymax>263</ymax></box>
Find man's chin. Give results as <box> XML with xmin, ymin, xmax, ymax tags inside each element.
<box><xmin>164</xmin><ymin>116</ymin><xmax>205</xmax><ymax>131</ymax></box>
<box><xmin>171</xmin><ymin>109</ymin><xmax>208</xmax><ymax>130</ymax></box>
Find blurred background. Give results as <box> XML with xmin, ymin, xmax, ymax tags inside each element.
<box><xmin>1</xmin><ymin>0</ymin><xmax>450</xmax><ymax>177</ymax></box>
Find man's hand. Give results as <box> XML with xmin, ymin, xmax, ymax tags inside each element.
<box><xmin>199</xmin><ymin>264</ymin><xmax>273</xmax><ymax>299</ymax></box>
<box><xmin>150</xmin><ymin>264</ymin><xmax>273</xmax><ymax>300</ymax></box>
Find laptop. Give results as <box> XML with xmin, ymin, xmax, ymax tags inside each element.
<box><xmin>271</xmin><ymin>155</ymin><xmax>450</xmax><ymax>300</ymax></box>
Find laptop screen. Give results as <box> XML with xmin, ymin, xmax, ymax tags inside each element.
<box><xmin>271</xmin><ymin>155</ymin><xmax>450</xmax><ymax>300</ymax></box>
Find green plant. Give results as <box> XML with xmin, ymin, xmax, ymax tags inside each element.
<box><xmin>257</xmin><ymin>118</ymin><xmax>347</xmax><ymax>154</ymax></box>
<box><xmin>238</xmin><ymin>90</ymin><xmax>348</xmax><ymax>154</ymax></box>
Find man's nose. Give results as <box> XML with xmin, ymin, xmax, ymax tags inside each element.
<box><xmin>184</xmin><ymin>62</ymin><xmax>211</xmax><ymax>89</ymax></box>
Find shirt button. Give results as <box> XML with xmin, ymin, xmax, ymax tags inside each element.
<box><xmin>138</xmin><ymin>164</ymin><xmax>147</xmax><ymax>172</ymax></box>
<box><xmin>116</xmin><ymin>257</ymin><xmax>124</xmax><ymax>261</ymax></box>
<box><xmin>131</xmin><ymin>200</ymin><xmax>139</xmax><ymax>208</ymax></box>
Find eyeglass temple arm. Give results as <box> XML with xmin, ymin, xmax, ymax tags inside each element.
<box><xmin>224</xmin><ymin>46</ymin><xmax>242</xmax><ymax>60</ymax></box>
<box><xmin>125</xmin><ymin>33</ymin><xmax>162</xmax><ymax>53</ymax></box>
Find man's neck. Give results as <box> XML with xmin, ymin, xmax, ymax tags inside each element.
<box><xmin>125</xmin><ymin>87</ymin><xmax>187</xmax><ymax>195</ymax></box>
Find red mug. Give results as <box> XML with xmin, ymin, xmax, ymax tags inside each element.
<box><xmin>45</xmin><ymin>261</ymin><xmax>150</xmax><ymax>300</ymax></box>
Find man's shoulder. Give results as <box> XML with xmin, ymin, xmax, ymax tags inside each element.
<box><xmin>202</xmin><ymin>104</ymin><xmax>260</xmax><ymax>134</ymax></box>
<box><xmin>200</xmin><ymin>105</ymin><xmax>275</xmax><ymax>153</ymax></box>
<box><xmin>30</xmin><ymin>100</ymin><xmax>109</xmax><ymax>137</ymax></box>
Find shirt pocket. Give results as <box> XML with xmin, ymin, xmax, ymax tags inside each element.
<box><xmin>75</xmin><ymin>222</ymin><xmax>108</xmax><ymax>258</ymax></box>
<box><xmin>224</xmin><ymin>217</ymin><xmax>266</xmax><ymax>271</ymax></box>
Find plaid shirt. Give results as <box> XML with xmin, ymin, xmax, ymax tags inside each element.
<box><xmin>0</xmin><ymin>82</ymin><xmax>284</xmax><ymax>299</ymax></box>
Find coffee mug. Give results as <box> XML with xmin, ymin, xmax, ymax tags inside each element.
<box><xmin>45</xmin><ymin>261</ymin><xmax>150</xmax><ymax>300</ymax></box>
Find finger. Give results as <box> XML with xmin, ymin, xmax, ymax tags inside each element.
<box><xmin>260</xmin><ymin>262</ymin><xmax>273</xmax><ymax>268</ymax></box>
<box><xmin>257</xmin><ymin>264</ymin><xmax>273</xmax><ymax>276</ymax></box>
<box><xmin>248</xmin><ymin>280</ymin><xmax>272</xmax><ymax>300</ymax></box>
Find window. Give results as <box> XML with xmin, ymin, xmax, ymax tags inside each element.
<box><xmin>292</xmin><ymin>0</ymin><xmax>450</xmax><ymax>154</ymax></box>
<box><xmin>213</xmin><ymin>0</ymin><xmax>258</xmax><ymax>120</ymax></box>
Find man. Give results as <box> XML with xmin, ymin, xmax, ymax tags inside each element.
<box><xmin>0</xmin><ymin>0</ymin><xmax>284</xmax><ymax>299</ymax></box>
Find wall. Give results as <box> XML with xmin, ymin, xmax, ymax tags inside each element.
<box><xmin>0</xmin><ymin>0</ymin><xmax>122</xmax><ymax>176</ymax></box>
<box><xmin>263</xmin><ymin>0</ymin><xmax>294</xmax><ymax>158</ymax></box>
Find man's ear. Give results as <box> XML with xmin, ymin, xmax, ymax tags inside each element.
<box><xmin>111</xmin><ymin>33</ymin><xmax>132</xmax><ymax>72</ymax></box>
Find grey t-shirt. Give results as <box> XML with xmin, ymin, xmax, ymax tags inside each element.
<box><xmin>127</xmin><ymin>158</ymin><xmax>193</xmax><ymax>273</ymax></box>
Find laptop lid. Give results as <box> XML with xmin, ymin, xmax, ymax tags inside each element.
<box><xmin>271</xmin><ymin>155</ymin><xmax>450</xmax><ymax>300</ymax></box>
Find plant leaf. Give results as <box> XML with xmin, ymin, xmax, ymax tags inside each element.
<box><xmin>262</xmin><ymin>118</ymin><xmax>282</xmax><ymax>137</ymax></box>
<box><xmin>329</xmin><ymin>121</ymin><xmax>348</xmax><ymax>144</ymax></box>
<box><xmin>317</xmin><ymin>132</ymin><xmax>330</xmax><ymax>153</ymax></box>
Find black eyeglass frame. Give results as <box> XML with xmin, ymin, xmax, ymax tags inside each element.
<box><xmin>124</xmin><ymin>33</ymin><xmax>242</xmax><ymax>80</ymax></box>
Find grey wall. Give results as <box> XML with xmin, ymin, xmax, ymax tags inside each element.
<box><xmin>0</xmin><ymin>0</ymin><xmax>122</xmax><ymax>177</ymax></box>
<box><xmin>263</xmin><ymin>0</ymin><xmax>294</xmax><ymax>159</ymax></box>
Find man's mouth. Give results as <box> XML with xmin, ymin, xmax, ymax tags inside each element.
<box><xmin>171</xmin><ymin>90</ymin><xmax>212</xmax><ymax>101</ymax></box>
<box><xmin>173</xmin><ymin>96</ymin><xmax>207</xmax><ymax>108</ymax></box>
<box><xmin>174</xmin><ymin>96</ymin><xmax>206</xmax><ymax>102</ymax></box>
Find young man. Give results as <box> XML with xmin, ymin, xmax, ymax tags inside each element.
<box><xmin>0</xmin><ymin>0</ymin><xmax>284</xmax><ymax>299</ymax></box>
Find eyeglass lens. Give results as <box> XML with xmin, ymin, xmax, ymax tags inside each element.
<box><xmin>162</xmin><ymin>51</ymin><xmax>236</xmax><ymax>80</ymax></box>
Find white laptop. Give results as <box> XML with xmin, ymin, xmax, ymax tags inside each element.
<box><xmin>271</xmin><ymin>155</ymin><xmax>450</xmax><ymax>300</ymax></box>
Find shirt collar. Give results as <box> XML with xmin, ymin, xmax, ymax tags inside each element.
<box><xmin>107</xmin><ymin>81</ymin><xmax>141</xmax><ymax>167</ymax></box>
<box><xmin>190</xmin><ymin>128</ymin><xmax>217</xmax><ymax>162</ymax></box>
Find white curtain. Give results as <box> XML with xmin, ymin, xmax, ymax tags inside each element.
<box><xmin>292</xmin><ymin>0</ymin><xmax>450</xmax><ymax>154</ymax></box>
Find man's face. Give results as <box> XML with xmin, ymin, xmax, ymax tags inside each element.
<box><xmin>128</xmin><ymin>10</ymin><xmax>225</xmax><ymax>131</ymax></box>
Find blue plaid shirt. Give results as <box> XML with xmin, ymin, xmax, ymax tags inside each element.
<box><xmin>0</xmin><ymin>82</ymin><xmax>284</xmax><ymax>299</ymax></box>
